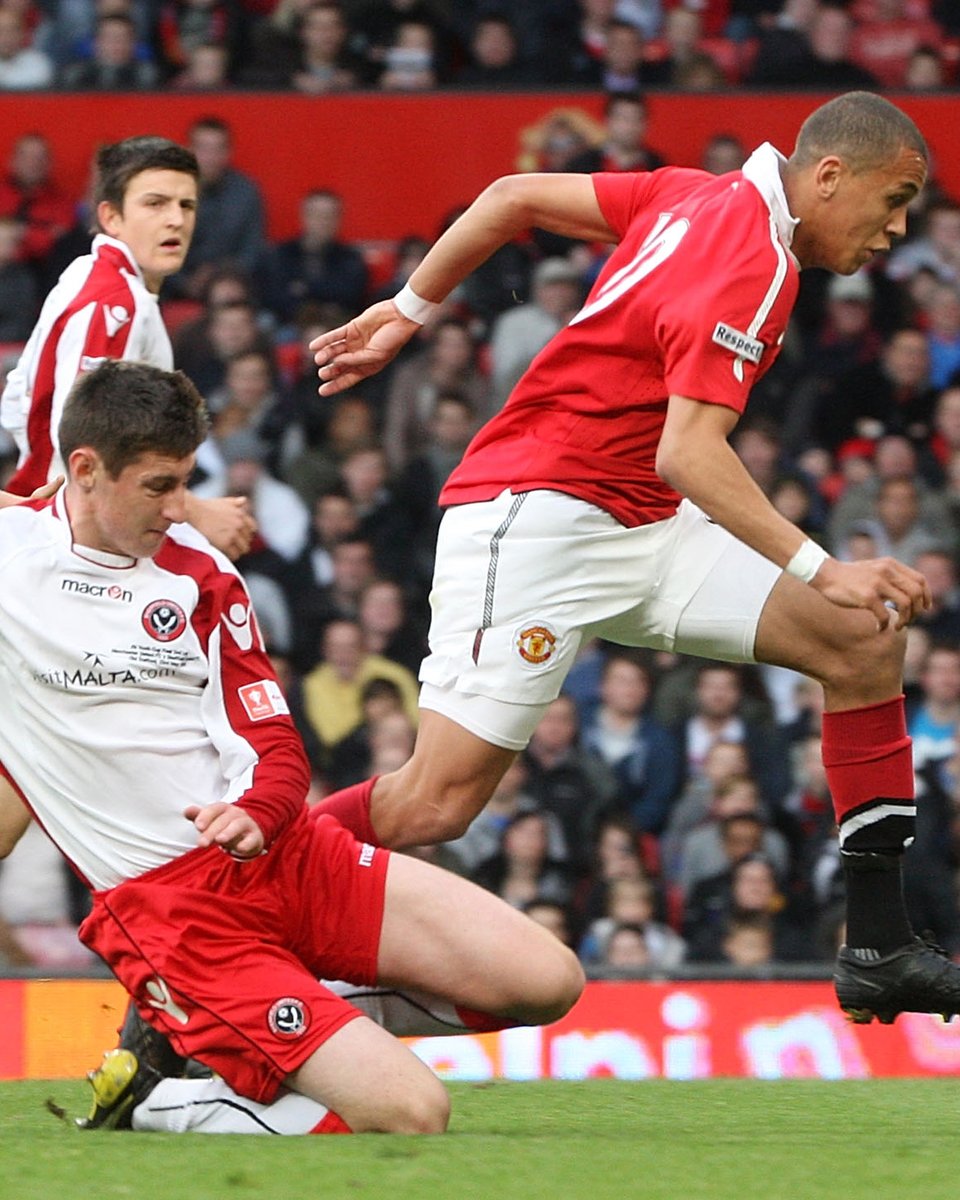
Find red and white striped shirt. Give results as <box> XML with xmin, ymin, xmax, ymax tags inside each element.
<box><xmin>1</xmin><ymin>235</ymin><xmax>173</xmax><ymax>495</ymax></box>
<box><xmin>441</xmin><ymin>144</ymin><xmax>800</xmax><ymax>527</ymax></box>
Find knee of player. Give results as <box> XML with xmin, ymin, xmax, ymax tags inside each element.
<box><xmin>823</xmin><ymin>623</ymin><xmax>905</xmax><ymax>692</ymax></box>
<box><xmin>395</xmin><ymin>1078</ymin><xmax>451</xmax><ymax>1135</ymax></box>
<box><xmin>528</xmin><ymin>942</ymin><xmax>586</xmax><ymax>1025</ymax></box>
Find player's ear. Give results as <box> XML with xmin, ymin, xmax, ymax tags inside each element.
<box><xmin>815</xmin><ymin>155</ymin><xmax>843</xmax><ymax>199</ymax></box>
<box><xmin>97</xmin><ymin>199</ymin><xmax>122</xmax><ymax>236</ymax></box>
<box><xmin>68</xmin><ymin>446</ymin><xmax>101</xmax><ymax>491</ymax></box>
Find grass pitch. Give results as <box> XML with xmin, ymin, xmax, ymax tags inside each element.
<box><xmin>2</xmin><ymin>1077</ymin><xmax>960</xmax><ymax>1200</ymax></box>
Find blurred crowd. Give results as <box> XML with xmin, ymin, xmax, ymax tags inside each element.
<box><xmin>3</xmin><ymin>0</ymin><xmax>960</xmax><ymax>977</ymax></box>
<box><xmin>0</xmin><ymin>0</ymin><xmax>957</xmax><ymax>95</ymax></box>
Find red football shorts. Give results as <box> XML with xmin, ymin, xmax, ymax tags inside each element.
<box><xmin>79</xmin><ymin>809</ymin><xmax>389</xmax><ymax>1103</ymax></box>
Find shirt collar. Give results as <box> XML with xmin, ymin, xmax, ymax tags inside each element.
<box><xmin>52</xmin><ymin>488</ymin><xmax>137</xmax><ymax>570</ymax></box>
<box><xmin>91</xmin><ymin>233</ymin><xmax>147</xmax><ymax>288</ymax></box>
<box><xmin>741</xmin><ymin>142</ymin><xmax>800</xmax><ymax>251</ymax></box>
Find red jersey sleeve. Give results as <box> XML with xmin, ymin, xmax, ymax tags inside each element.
<box><xmin>192</xmin><ymin>564</ymin><xmax>310</xmax><ymax>847</ymax></box>
<box><xmin>653</xmin><ymin>195</ymin><xmax>798</xmax><ymax>414</ymax></box>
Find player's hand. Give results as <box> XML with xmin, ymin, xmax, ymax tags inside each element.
<box><xmin>810</xmin><ymin>556</ymin><xmax>931</xmax><ymax>631</ymax></box>
<box><xmin>0</xmin><ymin>475</ymin><xmax>64</xmax><ymax>510</ymax></box>
<box><xmin>185</xmin><ymin>802</ymin><xmax>265</xmax><ymax>859</ymax></box>
<box><xmin>311</xmin><ymin>299</ymin><xmax>421</xmax><ymax>396</ymax></box>
<box><xmin>188</xmin><ymin>495</ymin><xmax>257</xmax><ymax>560</ymax></box>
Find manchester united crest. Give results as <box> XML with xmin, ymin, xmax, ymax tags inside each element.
<box><xmin>516</xmin><ymin>623</ymin><xmax>557</xmax><ymax>666</ymax></box>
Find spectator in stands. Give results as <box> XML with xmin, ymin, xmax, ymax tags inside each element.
<box><xmin>887</xmin><ymin>200</ymin><xmax>960</xmax><ymax>288</ymax></box>
<box><xmin>850</xmin><ymin>0</ymin><xmax>946</xmax><ymax>88</ymax></box>
<box><xmin>912</xmin><ymin>548</ymin><xmax>960</xmax><ymax>644</ymax></box>
<box><xmin>0</xmin><ymin>6</ymin><xmax>53</xmax><ymax>87</ymax></box>
<box><xmin>826</xmin><ymin>433</ymin><xmax>954</xmax><ymax>555</ymax></box>
<box><xmin>357</xmin><ymin>576</ymin><xmax>427</xmax><ymax>674</ymax></box>
<box><xmin>700</xmin><ymin>132</ymin><xmax>747</xmax><ymax>175</ymax></box>
<box><xmin>292</xmin><ymin>615</ymin><xmax>420</xmax><ymax>772</ymax></box>
<box><xmin>241</xmin><ymin>0</ymin><xmax>314</xmax><ymax>80</ymax></box>
<box><xmin>580</xmin><ymin>652</ymin><xmax>684</xmax><ymax>835</ymax></box>
<box><xmin>445</xmin><ymin>756</ymin><xmax>567</xmax><ymax>877</ymax></box>
<box><xmin>260</xmin><ymin>189</ymin><xmax>369</xmax><ymax>327</ymax></box>
<box><xmin>284</xmin><ymin>1</ymin><xmax>367</xmax><ymax>92</ymax></box>
<box><xmin>193</xmin><ymin>428</ymin><xmax>311</xmax><ymax>563</ymax></box>
<box><xmin>677</xmin><ymin>774</ymin><xmax>790</xmax><ymax>898</ymax></box>
<box><xmin>455</xmin><ymin>14</ymin><xmax>540</xmax><ymax>88</ymax></box>
<box><xmin>472</xmin><ymin>809</ymin><xmax>574</xmax><ymax>911</ymax></box>
<box><xmin>523</xmin><ymin>898</ymin><xmax>575</xmax><ymax>947</ymax></box>
<box><xmin>378</xmin><ymin>19</ymin><xmax>438</xmax><ymax>89</ymax></box>
<box><xmin>58</xmin><ymin>12</ymin><xmax>159</xmax><ymax>88</ymax></box>
<box><xmin>642</xmin><ymin>5</ymin><xmax>718</xmax><ymax>87</ymax></box>
<box><xmin>488</xmin><ymin>257</ymin><xmax>583</xmax><ymax>407</ymax></box>
<box><xmin>594</xmin><ymin>18</ymin><xmax>651</xmax><ymax>90</ymax></box>
<box><xmin>849</xmin><ymin>475</ymin><xmax>946</xmax><ymax>564</ymax></box>
<box><xmin>169</xmin><ymin>40</ymin><xmax>231</xmax><ymax>89</ymax></box>
<box><xmin>321</xmin><ymin>675</ymin><xmax>406</xmax><ymax>786</ymax></box>
<box><xmin>394</xmin><ymin>392</ymin><xmax>478</xmax><ymax>587</ymax></box>
<box><xmin>171</xmin><ymin>116</ymin><xmax>267</xmax><ymax>300</ymax></box>
<box><xmin>660</xmin><ymin>738</ymin><xmax>752</xmax><ymax>880</ymax></box>
<box><xmin>174</xmin><ymin>298</ymin><xmax>274</xmax><ymax>396</ymax></box>
<box><xmin>0</xmin><ymin>217</ymin><xmax>37</xmax><ymax>340</ymax></box>
<box><xmin>295</xmin><ymin>488</ymin><xmax>359</xmax><ymax>591</ymax></box>
<box><xmin>718</xmin><ymin>913</ymin><xmax>776</xmax><ymax>968</ymax></box>
<box><xmin>907</xmin><ymin>642</ymin><xmax>960</xmax><ymax>772</ymax></box>
<box><xmin>522</xmin><ymin>694</ymin><xmax>620</xmax><ymax>874</ymax></box>
<box><xmin>340</xmin><ymin>445</ymin><xmax>414</xmax><ymax>582</ymax></box>
<box><xmin>567</xmin><ymin>92</ymin><xmax>666</xmax><ymax>174</ymax></box>
<box><xmin>813</xmin><ymin>327</ymin><xmax>937</xmax><ymax>455</ymax></box>
<box><xmin>0</xmin><ymin>133</ymin><xmax>77</xmax><ymax>279</ymax></box>
<box><xmin>287</xmin><ymin>531</ymin><xmax>376</xmax><ymax>671</ymax></box>
<box><xmin>543</xmin><ymin>0</ymin><xmax>651</xmax><ymax>86</ymax></box>
<box><xmin>283</xmin><ymin>392</ymin><xmax>378</xmax><ymax>510</ymax></box>
<box><xmin>383</xmin><ymin>317</ymin><xmax>491</xmax><ymax>471</ymax></box>
<box><xmin>906</xmin><ymin>748</ymin><xmax>960</xmax><ymax>956</ymax></box>
<box><xmin>50</xmin><ymin>0</ymin><xmax>153</xmax><ymax>67</ymax></box>
<box><xmin>903</xmin><ymin>43</ymin><xmax>946</xmax><ymax>90</ymax></box>
<box><xmin>746</xmin><ymin>0</ymin><xmax>821</xmax><ymax>85</ymax></box>
<box><xmin>351</xmin><ymin>0</ymin><xmax>452</xmax><ymax>78</ymax></box>
<box><xmin>155</xmin><ymin>0</ymin><xmax>247</xmax><ymax>80</ymax></box>
<box><xmin>578</xmin><ymin>875</ymin><xmax>687</xmax><ymax>969</ymax></box>
<box><xmin>686</xmin><ymin>849</ymin><xmax>801</xmax><ymax>961</ymax></box>
<box><xmin>600</xmin><ymin>922</ymin><xmax>650</xmax><ymax>969</ymax></box>
<box><xmin>793</xmin><ymin>3</ymin><xmax>883</xmax><ymax>89</ymax></box>
<box><xmin>922</xmin><ymin>282</ymin><xmax>960</xmax><ymax>390</ymax></box>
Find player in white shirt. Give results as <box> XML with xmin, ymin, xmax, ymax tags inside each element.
<box><xmin>0</xmin><ymin>360</ymin><xmax>582</xmax><ymax>1135</ymax></box>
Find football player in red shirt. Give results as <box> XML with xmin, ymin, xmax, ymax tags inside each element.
<box><xmin>312</xmin><ymin>91</ymin><xmax>959</xmax><ymax>1025</ymax></box>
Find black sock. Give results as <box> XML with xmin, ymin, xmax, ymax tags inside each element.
<box><xmin>842</xmin><ymin>851</ymin><xmax>914</xmax><ymax>955</ymax></box>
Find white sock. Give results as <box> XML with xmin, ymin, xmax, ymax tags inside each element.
<box><xmin>132</xmin><ymin>1077</ymin><xmax>334</xmax><ymax>1135</ymax></box>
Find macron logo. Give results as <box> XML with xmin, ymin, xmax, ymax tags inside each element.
<box><xmin>222</xmin><ymin>603</ymin><xmax>254</xmax><ymax>651</ymax></box>
<box><xmin>103</xmin><ymin>304</ymin><xmax>131</xmax><ymax>338</ymax></box>
<box><xmin>711</xmin><ymin>322</ymin><xmax>764</xmax><ymax>365</ymax></box>
<box><xmin>145</xmin><ymin>976</ymin><xmax>189</xmax><ymax>1025</ymax></box>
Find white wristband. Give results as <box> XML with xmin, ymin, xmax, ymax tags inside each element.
<box><xmin>785</xmin><ymin>538</ymin><xmax>829</xmax><ymax>583</ymax></box>
<box><xmin>393</xmin><ymin>282</ymin><xmax>440</xmax><ymax>325</ymax></box>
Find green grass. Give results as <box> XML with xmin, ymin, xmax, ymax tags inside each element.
<box><xmin>2</xmin><ymin>1078</ymin><xmax>960</xmax><ymax>1200</ymax></box>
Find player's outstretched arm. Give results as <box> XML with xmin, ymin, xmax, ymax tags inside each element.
<box><xmin>658</xmin><ymin>394</ymin><xmax>930</xmax><ymax>632</ymax></box>
<box><xmin>312</xmin><ymin>173</ymin><xmax>615</xmax><ymax>398</ymax></box>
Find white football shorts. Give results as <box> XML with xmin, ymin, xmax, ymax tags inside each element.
<box><xmin>418</xmin><ymin>489</ymin><xmax>781</xmax><ymax>750</ymax></box>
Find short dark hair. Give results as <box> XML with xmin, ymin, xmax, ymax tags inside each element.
<box><xmin>95</xmin><ymin>135</ymin><xmax>198</xmax><ymax>212</ymax></box>
<box><xmin>791</xmin><ymin>91</ymin><xmax>927</xmax><ymax>174</ymax></box>
<box><xmin>59</xmin><ymin>361</ymin><xmax>208</xmax><ymax>480</ymax></box>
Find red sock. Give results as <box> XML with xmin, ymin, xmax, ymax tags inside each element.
<box><xmin>312</xmin><ymin>777</ymin><xmax>379</xmax><ymax>845</ymax></box>
<box><xmin>454</xmin><ymin>1006</ymin><xmax>519</xmax><ymax>1033</ymax></box>
<box><xmin>821</xmin><ymin>696</ymin><xmax>915</xmax><ymax>852</ymax></box>
<box><xmin>310</xmin><ymin>1110</ymin><xmax>352</xmax><ymax>1134</ymax></box>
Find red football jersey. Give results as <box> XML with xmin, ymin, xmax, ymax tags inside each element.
<box><xmin>441</xmin><ymin>147</ymin><xmax>800</xmax><ymax>527</ymax></box>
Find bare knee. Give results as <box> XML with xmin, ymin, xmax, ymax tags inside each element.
<box><xmin>513</xmin><ymin>941</ymin><xmax>586</xmax><ymax>1026</ymax></box>
<box><xmin>356</xmin><ymin>1076</ymin><xmax>451</xmax><ymax>1135</ymax></box>
<box><xmin>818</xmin><ymin>623</ymin><xmax>905</xmax><ymax>702</ymax></box>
